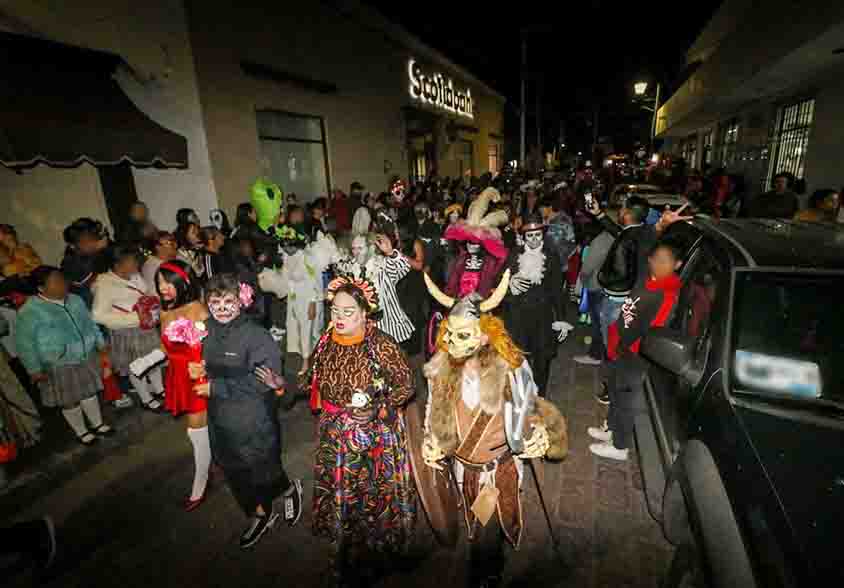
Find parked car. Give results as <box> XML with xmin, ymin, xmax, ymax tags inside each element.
<box><xmin>611</xmin><ymin>183</ymin><xmax>688</xmax><ymax>211</ymax></box>
<box><xmin>634</xmin><ymin>218</ymin><xmax>844</xmax><ymax>587</ymax></box>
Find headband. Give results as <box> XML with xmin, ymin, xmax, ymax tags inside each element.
<box><xmin>160</xmin><ymin>262</ymin><xmax>190</xmax><ymax>283</ymax></box>
<box><xmin>326</xmin><ymin>275</ymin><xmax>379</xmax><ymax>312</ymax></box>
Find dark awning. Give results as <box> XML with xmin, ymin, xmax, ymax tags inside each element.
<box><xmin>0</xmin><ymin>33</ymin><xmax>188</xmax><ymax>169</ymax></box>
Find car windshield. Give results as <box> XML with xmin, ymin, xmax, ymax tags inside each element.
<box><xmin>732</xmin><ymin>271</ymin><xmax>844</xmax><ymax>404</ymax></box>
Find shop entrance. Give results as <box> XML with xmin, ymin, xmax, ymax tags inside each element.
<box><xmin>404</xmin><ymin>106</ymin><xmax>440</xmax><ymax>183</ymax></box>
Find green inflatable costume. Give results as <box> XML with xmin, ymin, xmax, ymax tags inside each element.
<box><xmin>250</xmin><ymin>177</ymin><xmax>284</xmax><ymax>231</ymax></box>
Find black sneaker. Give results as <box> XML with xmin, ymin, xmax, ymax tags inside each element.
<box><xmin>282</xmin><ymin>479</ymin><xmax>303</xmax><ymax>527</ymax></box>
<box><xmin>596</xmin><ymin>382</ymin><xmax>610</xmax><ymax>405</ymax></box>
<box><xmin>239</xmin><ymin>511</ymin><xmax>278</xmax><ymax>549</ymax></box>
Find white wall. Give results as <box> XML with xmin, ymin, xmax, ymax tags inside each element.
<box><xmin>804</xmin><ymin>75</ymin><xmax>844</xmax><ymax>195</ymax></box>
<box><xmin>0</xmin><ymin>165</ymin><xmax>111</xmax><ymax>265</ymax></box>
<box><xmin>1</xmin><ymin>0</ymin><xmax>218</xmax><ymax>234</ymax></box>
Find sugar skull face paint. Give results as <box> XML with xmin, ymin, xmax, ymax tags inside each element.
<box><xmin>524</xmin><ymin>230</ymin><xmax>544</xmax><ymax>250</ymax></box>
<box><xmin>466</xmin><ymin>242</ymin><xmax>481</xmax><ymax>255</ymax></box>
<box><xmin>207</xmin><ymin>293</ymin><xmax>241</xmax><ymax>324</ymax></box>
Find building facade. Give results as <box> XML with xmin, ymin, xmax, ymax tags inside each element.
<box><xmin>0</xmin><ymin>0</ymin><xmax>505</xmax><ymax>263</ymax></box>
<box><xmin>656</xmin><ymin>0</ymin><xmax>844</xmax><ymax>205</ymax></box>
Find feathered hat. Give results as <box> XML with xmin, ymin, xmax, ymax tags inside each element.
<box><xmin>443</xmin><ymin>187</ymin><xmax>509</xmax><ymax>259</ymax></box>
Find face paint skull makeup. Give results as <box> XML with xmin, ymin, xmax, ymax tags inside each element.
<box><xmin>351</xmin><ymin>235</ymin><xmax>368</xmax><ymax>265</ymax></box>
<box><xmin>208</xmin><ymin>294</ymin><xmax>241</xmax><ymax>324</ymax></box>
<box><xmin>524</xmin><ymin>229</ymin><xmax>544</xmax><ymax>250</ymax></box>
<box><xmin>466</xmin><ymin>242</ymin><xmax>481</xmax><ymax>255</ymax></box>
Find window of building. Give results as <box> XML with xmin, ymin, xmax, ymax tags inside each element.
<box><xmin>488</xmin><ymin>143</ymin><xmax>502</xmax><ymax>174</ymax></box>
<box><xmin>457</xmin><ymin>139</ymin><xmax>473</xmax><ymax>181</ymax></box>
<box><xmin>719</xmin><ymin>119</ymin><xmax>740</xmax><ymax>167</ymax></box>
<box><xmin>702</xmin><ymin>130</ymin><xmax>714</xmax><ymax>168</ymax></box>
<box><xmin>686</xmin><ymin>135</ymin><xmax>698</xmax><ymax>170</ymax></box>
<box><xmin>765</xmin><ymin>98</ymin><xmax>815</xmax><ymax>190</ymax></box>
<box><xmin>256</xmin><ymin>110</ymin><xmax>330</xmax><ymax>203</ymax></box>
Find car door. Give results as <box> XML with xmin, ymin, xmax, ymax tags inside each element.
<box><xmin>646</xmin><ymin>236</ymin><xmax>729</xmax><ymax>462</ymax></box>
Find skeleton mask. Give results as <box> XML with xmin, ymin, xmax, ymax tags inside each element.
<box><xmin>466</xmin><ymin>242</ymin><xmax>481</xmax><ymax>255</ymax></box>
<box><xmin>208</xmin><ymin>293</ymin><xmax>241</xmax><ymax>324</ymax></box>
<box><xmin>443</xmin><ymin>314</ymin><xmax>485</xmax><ymax>359</ymax></box>
<box><xmin>524</xmin><ymin>229</ymin><xmax>544</xmax><ymax>250</ymax></box>
<box><xmin>350</xmin><ymin>235</ymin><xmax>368</xmax><ymax>265</ymax></box>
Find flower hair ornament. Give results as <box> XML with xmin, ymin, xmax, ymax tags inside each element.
<box><xmin>238</xmin><ymin>282</ymin><xmax>255</xmax><ymax>307</ymax></box>
<box><xmin>325</xmin><ymin>274</ymin><xmax>379</xmax><ymax>313</ymax></box>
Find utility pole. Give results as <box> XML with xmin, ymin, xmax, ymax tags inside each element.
<box><xmin>520</xmin><ymin>35</ymin><xmax>527</xmax><ymax>168</ymax></box>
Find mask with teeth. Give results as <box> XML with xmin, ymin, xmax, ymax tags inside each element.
<box><xmin>524</xmin><ymin>230</ymin><xmax>544</xmax><ymax>250</ymax></box>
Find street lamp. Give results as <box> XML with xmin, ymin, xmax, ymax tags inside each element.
<box><xmin>634</xmin><ymin>81</ymin><xmax>648</xmax><ymax>96</ymax></box>
<box><xmin>633</xmin><ymin>80</ymin><xmax>661</xmax><ymax>154</ymax></box>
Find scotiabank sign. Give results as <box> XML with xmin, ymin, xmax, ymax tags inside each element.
<box><xmin>408</xmin><ymin>59</ymin><xmax>474</xmax><ymax>119</ymax></box>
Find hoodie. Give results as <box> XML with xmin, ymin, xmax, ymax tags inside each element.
<box><xmin>607</xmin><ymin>273</ymin><xmax>681</xmax><ymax>360</ymax></box>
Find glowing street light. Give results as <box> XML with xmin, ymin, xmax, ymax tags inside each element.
<box><xmin>634</xmin><ymin>81</ymin><xmax>648</xmax><ymax>96</ymax></box>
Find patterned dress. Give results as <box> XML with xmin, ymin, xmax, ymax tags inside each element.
<box><xmin>304</xmin><ymin>324</ymin><xmax>416</xmax><ymax>552</ymax></box>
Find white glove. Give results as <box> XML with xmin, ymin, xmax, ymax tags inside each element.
<box><xmin>517</xmin><ymin>424</ymin><xmax>550</xmax><ymax>459</ymax></box>
<box><xmin>422</xmin><ymin>436</ymin><xmax>446</xmax><ymax>471</ymax></box>
<box><xmin>509</xmin><ymin>276</ymin><xmax>530</xmax><ymax>295</ymax></box>
<box><xmin>552</xmin><ymin>320</ymin><xmax>575</xmax><ymax>343</ymax></box>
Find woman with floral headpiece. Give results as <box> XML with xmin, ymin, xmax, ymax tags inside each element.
<box><xmin>190</xmin><ymin>274</ymin><xmax>303</xmax><ymax>550</ymax></box>
<box><xmin>259</xmin><ymin>274</ymin><xmax>415</xmax><ymax>584</ymax></box>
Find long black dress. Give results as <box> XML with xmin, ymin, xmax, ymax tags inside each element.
<box><xmin>502</xmin><ymin>243</ymin><xmax>566</xmax><ymax>396</ymax></box>
<box><xmin>202</xmin><ymin>314</ymin><xmax>290</xmax><ymax>515</ymax></box>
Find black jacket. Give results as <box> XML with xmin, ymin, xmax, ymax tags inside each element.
<box><xmin>597</xmin><ymin>215</ymin><xmax>658</xmax><ymax>297</ymax></box>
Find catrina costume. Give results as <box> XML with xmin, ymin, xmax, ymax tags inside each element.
<box><xmin>419</xmin><ymin>270</ymin><xmax>568</xmax><ymax>587</ymax></box>
<box><xmin>300</xmin><ymin>275</ymin><xmax>416</xmax><ymax>575</ymax></box>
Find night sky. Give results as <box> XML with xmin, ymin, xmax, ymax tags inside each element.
<box><xmin>365</xmin><ymin>0</ymin><xmax>721</xmax><ymax>155</ymax></box>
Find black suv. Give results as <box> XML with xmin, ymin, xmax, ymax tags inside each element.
<box><xmin>632</xmin><ymin>218</ymin><xmax>844</xmax><ymax>587</ymax></box>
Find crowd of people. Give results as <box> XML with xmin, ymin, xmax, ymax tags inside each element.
<box><xmin>0</xmin><ymin>165</ymin><xmax>839</xmax><ymax>586</ymax></box>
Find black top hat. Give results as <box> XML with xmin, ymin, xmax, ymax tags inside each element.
<box><xmin>520</xmin><ymin>212</ymin><xmax>545</xmax><ymax>233</ymax></box>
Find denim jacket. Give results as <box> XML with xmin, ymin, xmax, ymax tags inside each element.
<box><xmin>15</xmin><ymin>294</ymin><xmax>104</xmax><ymax>374</ymax></box>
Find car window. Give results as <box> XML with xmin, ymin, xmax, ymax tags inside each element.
<box><xmin>732</xmin><ymin>271</ymin><xmax>844</xmax><ymax>403</ymax></box>
<box><xmin>671</xmin><ymin>245</ymin><xmax>726</xmax><ymax>367</ymax></box>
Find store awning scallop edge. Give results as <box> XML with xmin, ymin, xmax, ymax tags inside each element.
<box><xmin>0</xmin><ymin>33</ymin><xmax>187</xmax><ymax>169</ymax></box>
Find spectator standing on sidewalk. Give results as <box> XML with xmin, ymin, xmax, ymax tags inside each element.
<box><xmin>573</xmin><ymin>221</ymin><xmax>615</xmax><ymax>365</ymax></box>
<box><xmin>16</xmin><ymin>267</ymin><xmax>114</xmax><ymax>446</ymax></box>
<box><xmin>749</xmin><ymin>172</ymin><xmax>799</xmax><ymax>219</ymax></box>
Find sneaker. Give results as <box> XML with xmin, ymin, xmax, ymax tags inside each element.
<box><xmin>282</xmin><ymin>479</ymin><xmax>304</xmax><ymax>527</ymax></box>
<box><xmin>573</xmin><ymin>354</ymin><xmax>602</xmax><ymax>366</ymax></box>
<box><xmin>595</xmin><ymin>382</ymin><xmax>610</xmax><ymax>405</ymax></box>
<box><xmin>589</xmin><ymin>442</ymin><xmax>629</xmax><ymax>461</ymax></box>
<box><xmin>587</xmin><ymin>421</ymin><xmax>612</xmax><ymax>443</ymax></box>
<box><xmin>239</xmin><ymin>511</ymin><xmax>279</xmax><ymax>549</ymax></box>
<box><xmin>113</xmin><ymin>396</ymin><xmax>134</xmax><ymax>409</ymax></box>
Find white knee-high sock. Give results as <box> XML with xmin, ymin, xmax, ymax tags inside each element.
<box><xmin>130</xmin><ymin>374</ymin><xmax>154</xmax><ymax>404</ymax></box>
<box><xmin>79</xmin><ymin>396</ymin><xmax>104</xmax><ymax>428</ymax></box>
<box><xmin>61</xmin><ymin>405</ymin><xmax>88</xmax><ymax>437</ymax></box>
<box><xmin>147</xmin><ymin>369</ymin><xmax>164</xmax><ymax>395</ymax></box>
<box><xmin>187</xmin><ymin>426</ymin><xmax>211</xmax><ymax>500</ymax></box>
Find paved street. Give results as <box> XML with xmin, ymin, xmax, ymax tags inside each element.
<box><xmin>4</xmin><ymin>333</ymin><xmax>674</xmax><ymax>588</ymax></box>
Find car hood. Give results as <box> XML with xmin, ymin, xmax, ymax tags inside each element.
<box><xmin>737</xmin><ymin>401</ymin><xmax>844</xmax><ymax>581</ymax></box>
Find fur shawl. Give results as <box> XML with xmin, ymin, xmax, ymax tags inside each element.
<box><xmin>424</xmin><ymin>349</ymin><xmax>568</xmax><ymax>460</ymax></box>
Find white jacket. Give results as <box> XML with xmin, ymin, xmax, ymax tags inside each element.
<box><xmin>91</xmin><ymin>271</ymin><xmax>147</xmax><ymax>330</ymax></box>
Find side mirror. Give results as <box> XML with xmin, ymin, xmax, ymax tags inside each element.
<box><xmin>640</xmin><ymin>327</ymin><xmax>702</xmax><ymax>384</ymax></box>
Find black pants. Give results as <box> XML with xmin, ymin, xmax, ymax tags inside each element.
<box><xmin>469</xmin><ymin>518</ymin><xmax>505</xmax><ymax>585</ymax></box>
<box><xmin>586</xmin><ymin>289</ymin><xmax>606</xmax><ymax>360</ymax></box>
<box><xmin>606</xmin><ymin>353</ymin><xmax>648</xmax><ymax>450</ymax></box>
<box><xmin>226</xmin><ymin>464</ymin><xmax>291</xmax><ymax>517</ymax></box>
<box><xmin>527</xmin><ymin>354</ymin><xmax>552</xmax><ymax>398</ymax></box>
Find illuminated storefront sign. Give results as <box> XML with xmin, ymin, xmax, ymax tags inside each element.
<box><xmin>408</xmin><ymin>59</ymin><xmax>474</xmax><ymax>119</ymax></box>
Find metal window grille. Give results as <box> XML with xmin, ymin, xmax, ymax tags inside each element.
<box><xmin>765</xmin><ymin>98</ymin><xmax>814</xmax><ymax>190</ymax></box>
<box><xmin>488</xmin><ymin>143</ymin><xmax>501</xmax><ymax>173</ymax></box>
<box><xmin>687</xmin><ymin>135</ymin><xmax>698</xmax><ymax>170</ymax></box>
<box><xmin>703</xmin><ymin>131</ymin><xmax>714</xmax><ymax>166</ymax></box>
<box><xmin>719</xmin><ymin>119</ymin><xmax>740</xmax><ymax>167</ymax></box>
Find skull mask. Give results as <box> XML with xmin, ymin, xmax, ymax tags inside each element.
<box><xmin>524</xmin><ymin>229</ymin><xmax>544</xmax><ymax>250</ymax></box>
<box><xmin>466</xmin><ymin>242</ymin><xmax>482</xmax><ymax>255</ymax></box>
<box><xmin>350</xmin><ymin>235</ymin><xmax>368</xmax><ymax>265</ymax></box>
<box><xmin>443</xmin><ymin>313</ymin><xmax>485</xmax><ymax>359</ymax></box>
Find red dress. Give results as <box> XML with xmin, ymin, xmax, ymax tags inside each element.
<box><xmin>161</xmin><ymin>301</ymin><xmax>208</xmax><ymax>416</ymax></box>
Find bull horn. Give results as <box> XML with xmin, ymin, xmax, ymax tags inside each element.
<box><xmin>480</xmin><ymin>268</ymin><xmax>511</xmax><ymax>313</ymax></box>
<box><xmin>424</xmin><ymin>272</ymin><xmax>455</xmax><ymax>309</ymax></box>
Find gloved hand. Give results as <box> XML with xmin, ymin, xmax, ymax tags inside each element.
<box><xmin>517</xmin><ymin>424</ymin><xmax>550</xmax><ymax>459</ymax></box>
<box><xmin>552</xmin><ymin>321</ymin><xmax>575</xmax><ymax>342</ymax></box>
<box><xmin>255</xmin><ymin>365</ymin><xmax>286</xmax><ymax>391</ymax></box>
<box><xmin>509</xmin><ymin>276</ymin><xmax>530</xmax><ymax>296</ymax></box>
<box><xmin>422</xmin><ymin>435</ymin><xmax>446</xmax><ymax>471</ymax></box>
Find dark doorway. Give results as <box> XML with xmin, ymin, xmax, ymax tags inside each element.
<box><xmin>97</xmin><ymin>163</ymin><xmax>138</xmax><ymax>240</ymax></box>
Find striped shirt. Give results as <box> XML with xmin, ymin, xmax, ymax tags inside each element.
<box><xmin>367</xmin><ymin>251</ymin><xmax>414</xmax><ymax>343</ymax></box>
